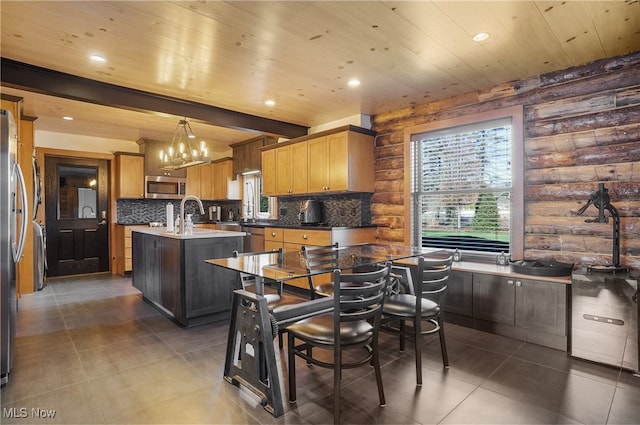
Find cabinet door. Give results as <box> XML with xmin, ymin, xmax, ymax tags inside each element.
<box><xmin>186</xmin><ymin>165</ymin><xmax>202</xmax><ymax>197</ymax></box>
<box><xmin>160</xmin><ymin>238</ymin><xmax>183</xmax><ymax>320</ymax></box>
<box><xmin>116</xmin><ymin>154</ymin><xmax>144</xmax><ymax>198</ymax></box>
<box><xmin>327</xmin><ymin>132</ymin><xmax>349</xmax><ymax>191</ymax></box>
<box><xmin>131</xmin><ymin>232</ymin><xmax>145</xmax><ymax>292</ymax></box>
<box><xmin>184</xmin><ymin>237</ymin><xmax>242</xmax><ymax>317</ymax></box>
<box><xmin>275</xmin><ymin>146</ymin><xmax>293</xmax><ymax>195</ymax></box>
<box><xmin>307</xmin><ymin>136</ymin><xmax>328</xmax><ymax>193</ymax></box>
<box><xmin>262</xmin><ymin>149</ymin><xmax>276</xmax><ymax>196</ymax></box>
<box><xmin>443</xmin><ymin>270</ymin><xmax>473</xmax><ymax>316</ymax></box>
<box><xmin>472</xmin><ymin>274</ymin><xmax>515</xmax><ymax>325</ymax></box>
<box><xmin>515</xmin><ymin>279</ymin><xmax>567</xmax><ymax>336</ymax></box>
<box><xmin>200</xmin><ymin>163</ymin><xmax>214</xmax><ymax>200</ymax></box>
<box><xmin>143</xmin><ymin>235</ymin><xmax>162</xmax><ymax>304</ymax></box>
<box><xmin>290</xmin><ymin>142</ymin><xmax>308</xmax><ymax>194</ymax></box>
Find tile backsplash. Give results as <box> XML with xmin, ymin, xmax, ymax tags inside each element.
<box><xmin>117</xmin><ymin>193</ymin><xmax>372</xmax><ymax>227</ymax></box>
<box><xmin>275</xmin><ymin>193</ymin><xmax>372</xmax><ymax>227</ymax></box>
<box><xmin>116</xmin><ymin>199</ymin><xmax>241</xmax><ymax>225</ymax></box>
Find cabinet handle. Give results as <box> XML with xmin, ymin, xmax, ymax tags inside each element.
<box><xmin>303</xmin><ymin>234</ymin><xmax>308</xmax><ymax>239</ymax></box>
<box><xmin>507</xmin><ymin>279</ymin><xmax>514</xmax><ymax>285</ymax></box>
<box><xmin>271</xmin><ymin>232</ymin><xmax>276</xmax><ymax>237</ymax></box>
<box><xmin>516</xmin><ymin>281</ymin><xmax>522</xmax><ymax>287</ymax></box>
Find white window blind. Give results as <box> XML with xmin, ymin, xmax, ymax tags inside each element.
<box><xmin>411</xmin><ymin>117</ymin><xmax>513</xmax><ymax>254</ymax></box>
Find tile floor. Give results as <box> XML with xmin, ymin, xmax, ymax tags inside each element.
<box><xmin>1</xmin><ymin>273</ymin><xmax>639</xmax><ymax>424</ymax></box>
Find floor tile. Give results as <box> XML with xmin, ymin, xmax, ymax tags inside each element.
<box><xmin>482</xmin><ymin>357</ymin><xmax>616</xmax><ymax>424</ymax></box>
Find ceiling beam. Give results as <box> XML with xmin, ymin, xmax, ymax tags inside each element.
<box><xmin>0</xmin><ymin>57</ymin><xmax>308</xmax><ymax>138</ymax></box>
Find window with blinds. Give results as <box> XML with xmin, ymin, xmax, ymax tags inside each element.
<box><xmin>410</xmin><ymin>114</ymin><xmax>522</xmax><ymax>257</ymax></box>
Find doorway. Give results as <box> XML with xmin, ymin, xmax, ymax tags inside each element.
<box><xmin>44</xmin><ymin>156</ymin><xmax>110</xmax><ymax>276</ymax></box>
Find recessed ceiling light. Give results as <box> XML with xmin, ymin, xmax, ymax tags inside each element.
<box><xmin>472</xmin><ymin>32</ymin><xmax>490</xmax><ymax>42</ymax></box>
<box><xmin>90</xmin><ymin>54</ymin><xmax>106</xmax><ymax>63</ymax></box>
<box><xmin>264</xmin><ymin>99</ymin><xmax>275</xmax><ymax>107</ymax></box>
<box><xmin>348</xmin><ymin>78</ymin><xmax>361</xmax><ymax>88</ymax></box>
<box><xmin>62</xmin><ymin>116</ymin><xmax>74</xmax><ymax>121</ymax></box>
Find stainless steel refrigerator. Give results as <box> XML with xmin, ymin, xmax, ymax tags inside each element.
<box><xmin>1</xmin><ymin>109</ymin><xmax>28</xmax><ymax>386</ymax></box>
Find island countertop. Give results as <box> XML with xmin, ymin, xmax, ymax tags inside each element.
<box><xmin>132</xmin><ymin>227</ymin><xmax>245</xmax><ymax>240</ymax></box>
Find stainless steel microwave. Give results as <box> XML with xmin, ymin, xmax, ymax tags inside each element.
<box><xmin>144</xmin><ymin>176</ymin><xmax>186</xmax><ymax>199</ymax></box>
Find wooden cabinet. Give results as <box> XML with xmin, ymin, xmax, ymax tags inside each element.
<box><xmin>115</xmin><ymin>153</ymin><xmax>145</xmax><ymax>199</ymax></box>
<box><xmin>274</xmin><ymin>142</ymin><xmax>308</xmax><ymax>195</ymax></box>
<box><xmin>115</xmin><ymin>225</ymin><xmax>146</xmax><ymax>276</ymax></box>
<box><xmin>443</xmin><ymin>270</ymin><xmax>473</xmax><ymax>316</ymax></box>
<box><xmin>213</xmin><ymin>159</ymin><xmax>240</xmax><ymax>200</ymax></box>
<box><xmin>459</xmin><ymin>271</ymin><xmax>568</xmax><ymax>349</ymax></box>
<box><xmin>186</xmin><ymin>163</ymin><xmax>214</xmax><ymax>199</ymax></box>
<box><xmin>515</xmin><ymin>278</ymin><xmax>567</xmax><ymax>337</ymax></box>
<box><xmin>262</xmin><ymin>126</ymin><xmax>375</xmax><ymax>196</ymax></box>
<box><xmin>131</xmin><ymin>231</ymin><xmax>243</xmax><ymax>326</ymax></box>
<box><xmin>472</xmin><ymin>274</ymin><xmax>516</xmax><ymax>325</ymax></box>
<box><xmin>137</xmin><ymin>139</ymin><xmax>187</xmax><ymax>178</ymax></box>
<box><xmin>264</xmin><ymin>227</ymin><xmax>284</xmax><ymax>251</ymax></box>
<box><xmin>261</xmin><ymin>141</ymin><xmax>308</xmax><ymax>196</ymax></box>
<box><xmin>307</xmin><ymin>131</ymin><xmax>375</xmax><ymax>193</ymax></box>
<box><xmin>231</xmin><ymin>135</ymin><xmax>276</xmax><ymax>175</ymax></box>
<box><xmin>186</xmin><ymin>159</ymin><xmax>239</xmax><ymax>200</ymax></box>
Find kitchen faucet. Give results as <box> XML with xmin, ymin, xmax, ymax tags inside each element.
<box><xmin>179</xmin><ymin>195</ymin><xmax>205</xmax><ymax>235</ymax></box>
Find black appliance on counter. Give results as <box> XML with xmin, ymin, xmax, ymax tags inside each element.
<box><xmin>571</xmin><ymin>269</ymin><xmax>639</xmax><ymax>375</ymax></box>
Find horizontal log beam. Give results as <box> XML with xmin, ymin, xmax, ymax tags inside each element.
<box><xmin>0</xmin><ymin>58</ymin><xmax>308</xmax><ymax>138</ymax></box>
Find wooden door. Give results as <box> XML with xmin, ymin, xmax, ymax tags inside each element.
<box><xmin>116</xmin><ymin>154</ymin><xmax>144</xmax><ymax>198</ymax></box>
<box><xmin>327</xmin><ymin>132</ymin><xmax>349</xmax><ymax>191</ymax></box>
<box><xmin>45</xmin><ymin>156</ymin><xmax>110</xmax><ymax>276</ymax></box>
<box><xmin>200</xmin><ymin>163</ymin><xmax>214</xmax><ymax>200</ymax></box>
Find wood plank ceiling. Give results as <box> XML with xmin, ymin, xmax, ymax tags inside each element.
<box><xmin>1</xmin><ymin>1</ymin><xmax>639</xmax><ymax>152</ymax></box>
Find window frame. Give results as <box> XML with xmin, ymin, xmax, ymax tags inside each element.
<box><xmin>403</xmin><ymin>105</ymin><xmax>524</xmax><ymax>261</ymax></box>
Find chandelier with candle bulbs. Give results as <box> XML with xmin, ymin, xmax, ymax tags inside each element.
<box><xmin>159</xmin><ymin>118</ymin><xmax>210</xmax><ymax>170</ymax></box>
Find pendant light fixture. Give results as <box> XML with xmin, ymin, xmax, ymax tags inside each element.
<box><xmin>159</xmin><ymin>118</ymin><xmax>211</xmax><ymax>170</ymax></box>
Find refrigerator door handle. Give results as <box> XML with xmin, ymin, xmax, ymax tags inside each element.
<box><xmin>13</xmin><ymin>163</ymin><xmax>28</xmax><ymax>262</ymax></box>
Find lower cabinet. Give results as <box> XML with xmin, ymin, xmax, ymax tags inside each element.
<box><xmin>132</xmin><ymin>232</ymin><xmax>242</xmax><ymax>326</ymax></box>
<box><xmin>443</xmin><ymin>269</ymin><xmax>569</xmax><ymax>350</ymax></box>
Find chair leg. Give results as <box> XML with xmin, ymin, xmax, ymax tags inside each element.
<box><xmin>373</xmin><ymin>343</ymin><xmax>386</xmax><ymax>407</ymax></box>
<box><xmin>399</xmin><ymin>319</ymin><xmax>406</xmax><ymax>352</ymax></box>
<box><xmin>278</xmin><ymin>331</ymin><xmax>284</xmax><ymax>349</ymax></box>
<box><xmin>415</xmin><ymin>318</ymin><xmax>422</xmax><ymax>386</ymax></box>
<box><xmin>334</xmin><ymin>347</ymin><xmax>341</xmax><ymax>424</ymax></box>
<box><xmin>287</xmin><ymin>333</ymin><xmax>297</xmax><ymax>403</ymax></box>
<box><xmin>437</xmin><ymin>314</ymin><xmax>449</xmax><ymax>367</ymax></box>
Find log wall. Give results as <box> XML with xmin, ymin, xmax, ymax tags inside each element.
<box><xmin>371</xmin><ymin>51</ymin><xmax>640</xmax><ymax>270</ymax></box>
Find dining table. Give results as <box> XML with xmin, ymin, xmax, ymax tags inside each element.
<box><xmin>205</xmin><ymin>243</ymin><xmax>444</xmax><ymax>417</ymax></box>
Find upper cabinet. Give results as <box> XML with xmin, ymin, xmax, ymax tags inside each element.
<box><xmin>115</xmin><ymin>153</ymin><xmax>145</xmax><ymax>199</ymax></box>
<box><xmin>137</xmin><ymin>139</ymin><xmax>187</xmax><ymax>178</ymax></box>
<box><xmin>262</xmin><ymin>126</ymin><xmax>375</xmax><ymax>196</ymax></box>
<box><xmin>186</xmin><ymin>159</ymin><xmax>239</xmax><ymax>200</ymax></box>
<box><xmin>231</xmin><ymin>135</ymin><xmax>276</xmax><ymax>176</ymax></box>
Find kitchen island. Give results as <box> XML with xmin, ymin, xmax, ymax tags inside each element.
<box><xmin>131</xmin><ymin>227</ymin><xmax>245</xmax><ymax>326</ymax></box>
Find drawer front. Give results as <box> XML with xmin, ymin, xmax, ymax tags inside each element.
<box><xmin>265</xmin><ymin>227</ymin><xmax>284</xmax><ymax>242</ymax></box>
<box><xmin>283</xmin><ymin>228</ymin><xmax>331</xmax><ymax>246</ymax></box>
<box><xmin>264</xmin><ymin>240</ymin><xmax>283</xmax><ymax>252</ymax></box>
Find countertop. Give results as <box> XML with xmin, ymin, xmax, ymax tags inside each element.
<box><xmin>131</xmin><ymin>227</ymin><xmax>246</xmax><ymax>240</ymax></box>
<box><xmin>394</xmin><ymin>257</ymin><xmax>573</xmax><ymax>284</ymax></box>
<box><xmin>118</xmin><ymin>221</ymin><xmax>377</xmax><ymax>230</ymax></box>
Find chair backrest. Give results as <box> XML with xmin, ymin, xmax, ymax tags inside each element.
<box><xmin>414</xmin><ymin>255</ymin><xmax>453</xmax><ymax>305</ymax></box>
<box><xmin>302</xmin><ymin>243</ymin><xmax>339</xmax><ymax>296</ymax></box>
<box><xmin>232</xmin><ymin>248</ymin><xmax>282</xmax><ymax>292</ymax></box>
<box><xmin>332</xmin><ymin>263</ymin><xmax>391</xmax><ymax>340</ymax></box>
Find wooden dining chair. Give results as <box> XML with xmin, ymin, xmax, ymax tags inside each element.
<box><xmin>381</xmin><ymin>254</ymin><xmax>453</xmax><ymax>386</ymax></box>
<box><xmin>287</xmin><ymin>263</ymin><xmax>391</xmax><ymax>424</ymax></box>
